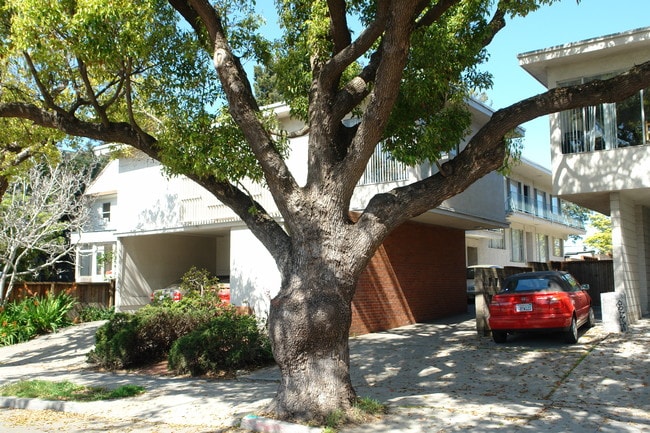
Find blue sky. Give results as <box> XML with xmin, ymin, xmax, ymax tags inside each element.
<box><xmin>483</xmin><ymin>0</ymin><xmax>650</xmax><ymax>168</ymax></box>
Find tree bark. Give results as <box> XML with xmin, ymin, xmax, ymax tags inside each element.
<box><xmin>266</xmin><ymin>241</ymin><xmax>360</xmax><ymax>421</ymax></box>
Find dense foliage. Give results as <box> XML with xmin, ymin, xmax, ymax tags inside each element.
<box><xmin>583</xmin><ymin>213</ymin><xmax>613</xmax><ymax>256</ymax></box>
<box><xmin>88</xmin><ymin>291</ymin><xmax>271</xmax><ymax>374</ymax></box>
<box><xmin>0</xmin><ymin>292</ymin><xmax>76</xmax><ymax>346</ymax></box>
<box><xmin>168</xmin><ymin>310</ymin><xmax>273</xmax><ymax>376</ymax></box>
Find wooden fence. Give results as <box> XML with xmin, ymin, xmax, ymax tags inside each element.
<box><xmin>555</xmin><ymin>260</ymin><xmax>614</xmax><ymax>306</ymax></box>
<box><xmin>7</xmin><ymin>281</ymin><xmax>115</xmax><ymax>308</ymax></box>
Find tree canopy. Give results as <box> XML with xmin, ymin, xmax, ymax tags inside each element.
<box><xmin>583</xmin><ymin>213</ymin><xmax>612</xmax><ymax>256</ymax></box>
<box><xmin>1</xmin><ymin>0</ymin><xmax>649</xmax><ymax>423</ymax></box>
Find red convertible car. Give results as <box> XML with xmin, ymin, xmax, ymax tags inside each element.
<box><xmin>488</xmin><ymin>271</ymin><xmax>595</xmax><ymax>344</ymax></box>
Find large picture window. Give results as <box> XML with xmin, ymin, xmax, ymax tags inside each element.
<box><xmin>537</xmin><ymin>234</ymin><xmax>549</xmax><ymax>262</ymax></box>
<box><xmin>511</xmin><ymin>229</ymin><xmax>524</xmax><ymax>262</ymax></box>
<box><xmin>488</xmin><ymin>229</ymin><xmax>506</xmax><ymax>249</ymax></box>
<box><xmin>559</xmin><ymin>77</ymin><xmax>649</xmax><ymax>154</ymax></box>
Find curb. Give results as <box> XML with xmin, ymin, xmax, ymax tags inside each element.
<box><xmin>0</xmin><ymin>396</ymin><xmax>82</xmax><ymax>413</ymax></box>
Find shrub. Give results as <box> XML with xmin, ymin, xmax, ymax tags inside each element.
<box><xmin>0</xmin><ymin>292</ymin><xmax>76</xmax><ymax>346</ymax></box>
<box><xmin>78</xmin><ymin>305</ymin><xmax>115</xmax><ymax>322</ymax></box>
<box><xmin>87</xmin><ymin>296</ymin><xmax>224</xmax><ymax>370</ymax></box>
<box><xmin>87</xmin><ymin>313</ymin><xmax>141</xmax><ymax>369</ymax></box>
<box><xmin>27</xmin><ymin>292</ymin><xmax>76</xmax><ymax>334</ymax></box>
<box><xmin>168</xmin><ymin>310</ymin><xmax>273</xmax><ymax>376</ymax></box>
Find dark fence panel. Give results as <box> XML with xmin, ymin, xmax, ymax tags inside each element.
<box><xmin>7</xmin><ymin>281</ymin><xmax>115</xmax><ymax>308</ymax></box>
<box><xmin>557</xmin><ymin>260</ymin><xmax>614</xmax><ymax>306</ymax></box>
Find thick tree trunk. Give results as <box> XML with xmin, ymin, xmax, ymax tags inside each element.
<box><xmin>267</xmin><ymin>260</ymin><xmax>358</xmax><ymax>422</ymax></box>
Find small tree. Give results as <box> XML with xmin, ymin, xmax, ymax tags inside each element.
<box><xmin>583</xmin><ymin>213</ymin><xmax>612</xmax><ymax>256</ymax></box>
<box><xmin>0</xmin><ymin>155</ymin><xmax>93</xmax><ymax>303</ymax></box>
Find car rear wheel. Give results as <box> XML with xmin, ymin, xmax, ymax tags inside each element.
<box><xmin>587</xmin><ymin>307</ymin><xmax>596</xmax><ymax>328</ymax></box>
<box><xmin>564</xmin><ymin>317</ymin><xmax>579</xmax><ymax>344</ymax></box>
<box><xmin>492</xmin><ymin>331</ymin><xmax>507</xmax><ymax>344</ymax></box>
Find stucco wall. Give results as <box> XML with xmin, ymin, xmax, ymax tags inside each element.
<box><xmin>117</xmin><ymin>234</ymin><xmax>217</xmax><ymax>311</ymax></box>
<box><xmin>229</xmin><ymin>227</ymin><xmax>281</xmax><ymax>319</ymax></box>
<box><xmin>552</xmin><ymin>145</ymin><xmax>650</xmax><ymax>198</ymax></box>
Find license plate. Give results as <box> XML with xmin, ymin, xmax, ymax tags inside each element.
<box><xmin>516</xmin><ymin>303</ymin><xmax>533</xmax><ymax>312</ymax></box>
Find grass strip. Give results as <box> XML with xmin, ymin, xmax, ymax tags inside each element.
<box><xmin>0</xmin><ymin>380</ymin><xmax>145</xmax><ymax>402</ymax></box>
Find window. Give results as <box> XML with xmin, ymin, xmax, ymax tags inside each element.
<box><xmin>559</xmin><ymin>77</ymin><xmax>649</xmax><ymax>153</ymax></box>
<box><xmin>102</xmin><ymin>202</ymin><xmax>111</xmax><ymax>222</ymax></box>
<box><xmin>537</xmin><ymin>234</ymin><xmax>548</xmax><ymax>262</ymax></box>
<box><xmin>488</xmin><ymin>229</ymin><xmax>506</xmax><ymax>249</ymax></box>
<box><xmin>78</xmin><ymin>245</ymin><xmax>93</xmax><ymax>277</ymax></box>
<box><xmin>550</xmin><ymin>196</ymin><xmax>561</xmax><ymax>215</ymax></box>
<box><xmin>553</xmin><ymin>238</ymin><xmax>564</xmax><ymax>257</ymax></box>
<box><xmin>77</xmin><ymin>243</ymin><xmax>115</xmax><ymax>281</ymax></box>
<box><xmin>509</xmin><ymin>179</ymin><xmax>521</xmax><ymax>198</ymax></box>
<box><xmin>535</xmin><ymin>190</ymin><xmax>547</xmax><ymax>218</ymax></box>
<box><xmin>511</xmin><ymin>229</ymin><xmax>524</xmax><ymax>262</ymax></box>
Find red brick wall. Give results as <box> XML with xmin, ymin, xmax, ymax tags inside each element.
<box><xmin>350</xmin><ymin>221</ymin><xmax>466</xmax><ymax>335</ymax></box>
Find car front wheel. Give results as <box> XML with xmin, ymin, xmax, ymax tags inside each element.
<box><xmin>564</xmin><ymin>317</ymin><xmax>579</xmax><ymax>344</ymax></box>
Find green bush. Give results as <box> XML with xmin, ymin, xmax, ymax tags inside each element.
<box><xmin>0</xmin><ymin>292</ymin><xmax>76</xmax><ymax>346</ymax></box>
<box><xmin>168</xmin><ymin>310</ymin><xmax>273</xmax><ymax>376</ymax></box>
<box><xmin>87</xmin><ymin>313</ymin><xmax>141</xmax><ymax>369</ymax></box>
<box><xmin>87</xmin><ymin>296</ymin><xmax>224</xmax><ymax>370</ymax></box>
<box><xmin>78</xmin><ymin>305</ymin><xmax>115</xmax><ymax>322</ymax></box>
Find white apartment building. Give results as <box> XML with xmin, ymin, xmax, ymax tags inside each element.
<box><xmin>73</xmin><ymin>100</ymin><xmax>510</xmax><ymax>317</ymax></box>
<box><xmin>466</xmin><ymin>157</ymin><xmax>585</xmax><ymax>268</ymax></box>
<box><xmin>519</xmin><ymin>26</ymin><xmax>650</xmax><ymax>321</ymax></box>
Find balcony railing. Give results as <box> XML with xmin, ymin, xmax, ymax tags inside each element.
<box><xmin>358</xmin><ymin>144</ymin><xmax>411</xmax><ymax>185</ymax></box>
<box><xmin>506</xmin><ymin>194</ymin><xmax>585</xmax><ymax>230</ymax></box>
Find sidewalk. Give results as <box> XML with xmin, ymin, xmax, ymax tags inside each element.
<box><xmin>0</xmin><ymin>312</ymin><xmax>648</xmax><ymax>432</ymax></box>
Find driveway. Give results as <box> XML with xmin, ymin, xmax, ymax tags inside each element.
<box><xmin>1</xmin><ymin>311</ymin><xmax>649</xmax><ymax>432</ymax></box>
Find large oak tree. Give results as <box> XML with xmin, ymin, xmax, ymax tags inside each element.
<box><xmin>1</xmin><ymin>0</ymin><xmax>649</xmax><ymax>422</ymax></box>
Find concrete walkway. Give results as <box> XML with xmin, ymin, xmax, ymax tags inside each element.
<box><xmin>0</xmin><ymin>311</ymin><xmax>648</xmax><ymax>432</ymax></box>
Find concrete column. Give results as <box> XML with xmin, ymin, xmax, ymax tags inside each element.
<box><xmin>637</xmin><ymin>205</ymin><xmax>650</xmax><ymax>316</ymax></box>
<box><xmin>610</xmin><ymin>192</ymin><xmax>641</xmax><ymax>323</ymax></box>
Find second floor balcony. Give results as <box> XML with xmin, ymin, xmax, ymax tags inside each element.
<box><xmin>507</xmin><ymin>193</ymin><xmax>585</xmax><ymax>230</ymax></box>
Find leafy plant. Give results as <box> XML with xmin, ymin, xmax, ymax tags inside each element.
<box><xmin>78</xmin><ymin>305</ymin><xmax>115</xmax><ymax>322</ymax></box>
<box><xmin>26</xmin><ymin>292</ymin><xmax>76</xmax><ymax>334</ymax></box>
<box><xmin>0</xmin><ymin>292</ymin><xmax>76</xmax><ymax>346</ymax></box>
<box><xmin>87</xmin><ymin>297</ymin><xmax>227</xmax><ymax>370</ymax></box>
<box><xmin>168</xmin><ymin>310</ymin><xmax>273</xmax><ymax>376</ymax></box>
<box><xmin>179</xmin><ymin>266</ymin><xmax>220</xmax><ymax>296</ymax></box>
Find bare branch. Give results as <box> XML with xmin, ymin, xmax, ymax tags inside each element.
<box><xmin>328</xmin><ymin>0</ymin><xmax>352</xmax><ymax>54</ymax></box>
<box><xmin>0</xmin><ymin>159</ymin><xmax>93</xmax><ymax>302</ymax></box>
<box><xmin>77</xmin><ymin>57</ymin><xmax>110</xmax><ymax>127</ymax></box>
<box><xmin>22</xmin><ymin>52</ymin><xmax>67</xmax><ymax>117</ymax></box>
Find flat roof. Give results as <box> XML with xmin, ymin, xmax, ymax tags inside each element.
<box><xmin>517</xmin><ymin>26</ymin><xmax>650</xmax><ymax>87</ymax></box>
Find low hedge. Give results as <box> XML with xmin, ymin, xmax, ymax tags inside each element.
<box><xmin>168</xmin><ymin>310</ymin><xmax>273</xmax><ymax>376</ymax></box>
<box><xmin>87</xmin><ymin>291</ymin><xmax>272</xmax><ymax>374</ymax></box>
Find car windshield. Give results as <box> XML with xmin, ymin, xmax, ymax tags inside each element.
<box><xmin>502</xmin><ymin>277</ymin><xmax>562</xmax><ymax>293</ymax></box>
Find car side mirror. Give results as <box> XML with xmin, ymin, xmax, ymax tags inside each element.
<box><xmin>581</xmin><ymin>283</ymin><xmax>590</xmax><ymax>291</ymax></box>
